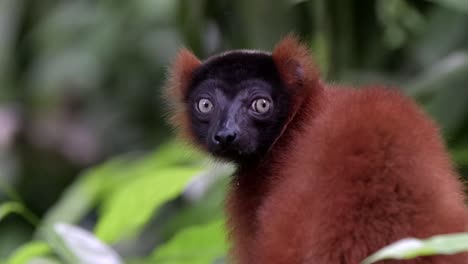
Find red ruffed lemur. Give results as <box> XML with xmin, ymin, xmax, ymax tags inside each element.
<box><xmin>165</xmin><ymin>35</ymin><xmax>468</xmax><ymax>263</ymax></box>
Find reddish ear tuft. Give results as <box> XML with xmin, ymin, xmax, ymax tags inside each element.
<box><xmin>272</xmin><ymin>35</ymin><xmax>319</xmax><ymax>93</ymax></box>
<box><xmin>166</xmin><ymin>48</ymin><xmax>201</xmax><ymax>101</ymax></box>
<box><xmin>272</xmin><ymin>34</ymin><xmax>322</xmax><ymax>124</ymax></box>
<box><xmin>165</xmin><ymin>48</ymin><xmax>201</xmax><ymax>143</ymax></box>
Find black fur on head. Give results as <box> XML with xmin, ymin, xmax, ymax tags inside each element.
<box><xmin>185</xmin><ymin>51</ymin><xmax>290</xmax><ymax>164</ymax></box>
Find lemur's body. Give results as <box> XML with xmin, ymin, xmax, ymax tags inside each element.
<box><xmin>166</xmin><ymin>36</ymin><xmax>467</xmax><ymax>263</ymax></box>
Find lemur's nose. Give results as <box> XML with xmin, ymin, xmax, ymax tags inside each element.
<box><xmin>213</xmin><ymin>129</ymin><xmax>237</xmax><ymax>145</ymax></box>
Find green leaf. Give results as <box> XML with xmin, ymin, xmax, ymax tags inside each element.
<box><xmin>152</xmin><ymin>220</ymin><xmax>227</xmax><ymax>264</ymax></box>
<box><xmin>0</xmin><ymin>202</ymin><xmax>38</xmax><ymax>226</ymax></box>
<box><xmin>138</xmin><ymin>141</ymin><xmax>205</xmax><ymax>169</ymax></box>
<box><xmin>35</xmin><ymin>171</ymin><xmax>102</xmax><ymax>241</ymax></box>
<box><xmin>362</xmin><ymin>233</ymin><xmax>468</xmax><ymax>264</ymax></box>
<box><xmin>0</xmin><ymin>202</ymin><xmax>22</xmax><ymax>221</ymax></box>
<box><xmin>54</xmin><ymin>223</ymin><xmax>123</xmax><ymax>264</ymax></box>
<box><xmin>160</xmin><ymin>166</ymin><xmax>231</xmax><ymax>239</ymax></box>
<box><xmin>35</xmin><ymin>156</ymin><xmax>150</xmax><ymax>257</ymax></box>
<box><xmin>37</xmin><ymin>141</ymin><xmax>203</xmax><ymax>245</ymax></box>
<box><xmin>95</xmin><ymin>166</ymin><xmax>203</xmax><ymax>243</ymax></box>
<box><xmin>6</xmin><ymin>241</ymin><xmax>51</xmax><ymax>264</ymax></box>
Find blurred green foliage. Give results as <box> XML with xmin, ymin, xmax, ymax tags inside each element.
<box><xmin>0</xmin><ymin>0</ymin><xmax>468</xmax><ymax>263</ymax></box>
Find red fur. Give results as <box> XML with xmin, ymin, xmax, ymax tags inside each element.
<box><xmin>253</xmin><ymin>87</ymin><xmax>468</xmax><ymax>263</ymax></box>
<box><xmin>271</xmin><ymin>35</ymin><xmax>322</xmax><ymax>125</ymax></box>
<box><xmin>164</xmin><ymin>48</ymin><xmax>201</xmax><ymax>144</ymax></box>
<box><xmin>167</xmin><ymin>37</ymin><xmax>468</xmax><ymax>263</ymax></box>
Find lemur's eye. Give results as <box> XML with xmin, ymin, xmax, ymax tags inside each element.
<box><xmin>197</xmin><ymin>98</ymin><xmax>214</xmax><ymax>113</ymax></box>
<box><xmin>252</xmin><ymin>98</ymin><xmax>271</xmax><ymax>114</ymax></box>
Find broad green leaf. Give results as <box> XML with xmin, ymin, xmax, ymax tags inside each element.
<box><xmin>37</xmin><ymin>154</ymin><xmax>142</xmax><ymax>236</ymax></box>
<box><xmin>124</xmin><ymin>142</ymin><xmax>204</xmax><ymax>176</ymax></box>
<box><xmin>152</xmin><ymin>220</ymin><xmax>227</xmax><ymax>264</ymax></box>
<box><xmin>161</xmin><ymin>168</ymin><xmax>230</xmax><ymax>239</ymax></box>
<box><xmin>362</xmin><ymin>233</ymin><xmax>468</xmax><ymax>264</ymax></box>
<box><xmin>37</xmin><ymin>141</ymin><xmax>201</xmax><ymax>239</ymax></box>
<box><xmin>95</xmin><ymin>167</ymin><xmax>203</xmax><ymax>243</ymax></box>
<box><xmin>6</xmin><ymin>241</ymin><xmax>51</xmax><ymax>264</ymax></box>
<box><xmin>35</xmin><ymin>170</ymin><xmax>103</xmax><ymax>242</ymax></box>
<box><xmin>35</xmin><ymin>158</ymin><xmax>133</xmax><ymax>260</ymax></box>
<box><xmin>54</xmin><ymin>223</ymin><xmax>122</xmax><ymax>264</ymax></box>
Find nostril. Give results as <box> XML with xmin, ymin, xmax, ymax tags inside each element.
<box><xmin>214</xmin><ymin>131</ymin><xmax>237</xmax><ymax>145</ymax></box>
<box><xmin>226</xmin><ymin>133</ymin><xmax>236</xmax><ymax>143</ymax></box>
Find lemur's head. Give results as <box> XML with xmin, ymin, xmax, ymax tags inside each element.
<box><xmin>166</xmin><ymin>36</ymin><xmax>320</xmax><ymax>164</ymax></box>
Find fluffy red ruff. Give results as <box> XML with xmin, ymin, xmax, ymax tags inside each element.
<box><xmin>252</xmin><ymin>87</ymin><xmax>467</xmax><ymax>263</ymax></box>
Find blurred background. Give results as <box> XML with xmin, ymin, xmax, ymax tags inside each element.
<box><xmin>0</xmin><ymin>0</ymin><xmax>468</xmax><ymax>263</ymax></box>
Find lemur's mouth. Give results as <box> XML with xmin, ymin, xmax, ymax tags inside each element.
<box><xmin>213</xmin><ymin>145</ymin><xmax>241</xmax><ymax>157</ymax></box>
<box><xmin>211</xmin><ymin>144</ymin><xmax>261</xmax><ymax>164</ymax></box>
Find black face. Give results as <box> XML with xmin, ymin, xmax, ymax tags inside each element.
<box><xmin>186</xmin><ymin>51</ymin><xmax>289</xmax><ymax>164</ymax></box>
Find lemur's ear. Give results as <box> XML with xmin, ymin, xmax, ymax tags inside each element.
<box><xmin>272</xmin><ymin>34</ymin><xmax>321</xmax><ymax>117</ymax></box>
<box><xmin>272</xmin><ymin>34</ymin><xmax>319</xmax><ymax>92</ymax></box>
<box><xmin>166</xmin><ymin>49</ymin><xmax>201</xmax><ymax>102</ymax></box>
<box><xmin>165</xmin><ymin>48</ymin><xmax>201</xmax><ymax>143</ymax></box>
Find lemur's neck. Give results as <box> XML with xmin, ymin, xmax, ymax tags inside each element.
<box><xmin>226</xmin><ymin>84</ymin><xmax>325</xmax><ymax>261</ymax></box>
